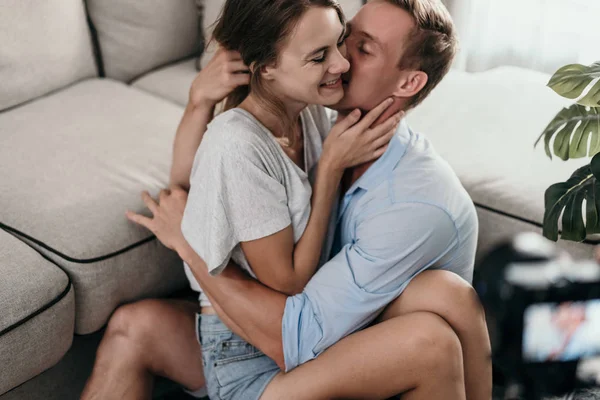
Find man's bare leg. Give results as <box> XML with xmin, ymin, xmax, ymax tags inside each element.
<box><xmin>377</xmin><ymin>270</ymin><xmax>492</xmax><ymax>400</ymax></box>
<box><xmin>260</xmin><ymin>312</ymin><xmax>466</xmax><ymax>400</ymax></box>
<box><xmin>81</xmin><ymin>299</ymin><xmax>205</xmax><ymax>400</ymax></box>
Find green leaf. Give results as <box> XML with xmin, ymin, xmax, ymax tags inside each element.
<box><xmin>548</xmin><ymin>61</ymin><xmax>600</xmax><ymax>106</ymax></box>
<box><xmin>544</xmin><ymin>163</ymin><xmax>596</xmax><ymax>241</ymax></box>
<box><xmin>591</xmin><ymin>152</ymin><xmax>600</xmax><ymax>179</ymax></box>
<box><xmin>585</xmin><ymin>182</ymin><xmax>600</xmax><ymax>234</ymax></box>
<box><xmin>535</xmin><ymin>104</ymin><xmax>600</xmax><ymax>160</ymax></box>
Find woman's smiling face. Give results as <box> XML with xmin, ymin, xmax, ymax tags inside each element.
<box><xmin>261</xmin><ymin>6</ymin><xmax>350</xmax><ymax>108</ymax></box>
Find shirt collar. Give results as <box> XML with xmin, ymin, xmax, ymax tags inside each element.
<box><xmin>344</xmin><ymin>119</ymin><xmax>410</xmax><ymax>196</ymax></box>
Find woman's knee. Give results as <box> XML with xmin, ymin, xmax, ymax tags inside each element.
<box><xmin>407</xmin><ymin>312</ymin><xmax>464</xmax><ymax>381</ymax></box>
<box><xmin>406</xmin><ymin>271</ymin><xmax>486</xmax><ymax>329</ymax></box>
<box><xmin>437</xmin><ymin>271</ymin><xmax>485</xmax><ymax>319</ymax></box>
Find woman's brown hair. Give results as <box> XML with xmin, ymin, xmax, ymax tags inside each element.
<box><xmin>212</xmin><ymin>0</ymin><xmax>345</xmax><ymax>146</ymax></box>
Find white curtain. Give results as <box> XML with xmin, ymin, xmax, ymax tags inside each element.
<box><xmin>444</xmin><ymin>0</ymin><xmax>600</xmax><ymax>74</ymax></box>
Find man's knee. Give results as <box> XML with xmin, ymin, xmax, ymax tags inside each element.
<box><xmin>105</xmin><ymin>299</ymin><xmax>162</xmax><ymax>343</ymax></box>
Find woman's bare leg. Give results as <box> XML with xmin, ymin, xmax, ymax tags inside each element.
<box><xmin>377</xmin><ymin>270</ymin><xmax>492</xmax><ymax>400</ymax></box>
<box><xmin>260</xmin><ymin>312</ymin><xmax>466</xmax><ymax>400</ymax></box>
<box><xmin>81</xmin><ymin>299</ymin><xmax>205</xmax><ymax>400</ymax></box>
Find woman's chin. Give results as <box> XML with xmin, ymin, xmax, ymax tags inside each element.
<box><xmin>315</xmin><ymin>89</ymin><xmax>345</xmax><ymax>106</ymax></box>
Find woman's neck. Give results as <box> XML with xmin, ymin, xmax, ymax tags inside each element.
<box><xmin>239</xmin><ymin>93</ymin><xmax>306</xmax><ymax>138</ymax></box>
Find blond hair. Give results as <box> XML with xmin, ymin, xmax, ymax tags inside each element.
<box><xmin>385</xmin><ymin>0</ymin><xmax>458</xmax><ymax>107</ymax></box>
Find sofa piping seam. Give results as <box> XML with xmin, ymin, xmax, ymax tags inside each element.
<box><xmin>0</xmin><ymin>232</ymin><xmax>73</xmax><ymax>337</ymax></box>
<box><xmin>0</xmin><ymin>222</ymin><xmax>156</xmax><ymax>264</ymax></box>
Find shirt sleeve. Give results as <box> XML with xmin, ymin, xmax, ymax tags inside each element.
<box><xmin>181</xmin><ymin>138</ymin><xmax>292</xmax><ymax>275</ymax></box>
<box><xmin>347</xmin><ymin>202</ymin><xmax>459</xmax><ymax>294</ymax></box>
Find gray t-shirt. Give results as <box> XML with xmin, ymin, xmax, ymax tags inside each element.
<box><xmin>181</xmin><ymin>106</ymin><xmax>336</xmax><ymax>306</ymax></box>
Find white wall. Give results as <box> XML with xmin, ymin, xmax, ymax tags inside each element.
<box><xmin>443</xmin><ymin>0</ymin><xmax>600</xmax><ymax>74</ymax></box>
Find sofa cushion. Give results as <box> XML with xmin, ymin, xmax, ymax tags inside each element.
<box><xmin>0</xmin><ymin>79</ymin><xmax>187</xmax><ymax>334</ymax></box>
<box><xmin>133</xmin><ymin>59</ymin><xmax>198</xmax><ymax>107</ymax></box>
<box><xmin>0</xmin><ymin>0</ymin><xmax>97</xmax><ymax>111</ymax></box>
<box><xmin>87</xmin><ymin>0</ymin><xmax>201</xmax><ymax>83</ymax></box>
<box><xmin>197</xmin><ymin>0</ymin><xmax>364</xmax><ymax>69</ymax></box>
<box><xmin>0</xmin><ymin>229</ymin><xmax>75</xmax><ymax>395</ymax></box>
<box><xmin>407</xmin><ymin>67</ymin><xmax>595</xmax><ymax>260</ymax></box>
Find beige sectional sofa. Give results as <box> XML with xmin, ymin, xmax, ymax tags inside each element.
<box><xmin>0</xmin><ymin>0</ymin><xmax>596</xmax><ymax>399</ymax></box>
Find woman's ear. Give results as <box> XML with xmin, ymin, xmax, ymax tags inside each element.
<box><xmin>261</xmin><ymin>63</ymin><xmax>278</xmax><ymax>81</ymax></box>
<box><xmin>392</xmin><ymin>71</ymin><xmax>428</xmax><ymax>98</ymax></box>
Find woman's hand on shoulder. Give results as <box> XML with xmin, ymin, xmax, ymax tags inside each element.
<box><xmin>189</xmin><ymin>47</ymin><xmax>251</xmax><ymax>109</ymax></box>
<box><xmin>321</xmin><ymin>98</ymin><xmax>404</xmax><ymax>172</ymax></box>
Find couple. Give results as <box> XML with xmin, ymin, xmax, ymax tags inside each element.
<box><xmin>82</xmin><ymin>0</ymin><xmax>492</xmax><ymax>399</ymax></box>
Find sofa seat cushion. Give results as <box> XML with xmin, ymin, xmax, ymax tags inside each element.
<box><xmin>0</xmin><ymin>79</ymin><xmax>187</xmax><ymax>334</ymax></box>
<box><xmin>408</xmin><ymin>66</ymin><xmax>595</xmax><ymax>260</ymax></box>
<box><xmin>133</xmin><ymin>59</ymin><xmax>198</xmax><ymax>107</ymax></box>
<box><xmin>0</xmin><ymin>229</ymin><xmax>75</xmax><ymax>395</ymax></box>
<box><xmin>0</xmin><ymin>0</ymin><xmax>97</xmax><ymax>111</ymax></box>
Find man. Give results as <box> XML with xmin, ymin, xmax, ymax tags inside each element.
<box><xmin>82</xmin><ymin>1</ymin><xmax>491</xmax><ymax>399</ymax></box>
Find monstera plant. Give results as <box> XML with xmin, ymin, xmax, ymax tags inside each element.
<box><xmin>535</xmin><ymin>62</ymin><xmax>600</xmax><ymax>242</ymax></box>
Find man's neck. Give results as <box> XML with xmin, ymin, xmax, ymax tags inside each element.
<box><xmin>341</xmin><ymin>162</ymin><xmax>373</xmax><ymax>194</ymax></box>
<box><xmin>337</xmin><ymin>98</ymin><xmax>405</xmax><ymax>193</ymax></box>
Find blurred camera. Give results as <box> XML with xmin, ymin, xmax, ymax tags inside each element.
<box><xmin>474</xmin><ymin>233</ymin><xmax>600</xmax><ymax>399</ymax></box>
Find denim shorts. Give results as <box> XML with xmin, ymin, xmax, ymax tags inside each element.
<box><xmin>197</xmin><ymin>314</ymin><xmax>280</xmax><ymax>400</ymax></box>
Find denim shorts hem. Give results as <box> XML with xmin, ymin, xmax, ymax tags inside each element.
<box><xmin>197</xmin><ymin>314</ymin><xmax>280</xmax><ymax>400</ymax></box>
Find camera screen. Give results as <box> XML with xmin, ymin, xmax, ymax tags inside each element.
<box><xmin>522</xmin><ymin>300</ymin><xmax>600</xmax><ymax>363</ymax></box>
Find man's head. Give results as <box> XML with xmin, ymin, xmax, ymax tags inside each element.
<box><xmin>333</xmin><ymin>0</ymin><xmax>457</xmax><ymax>113</ymax></box>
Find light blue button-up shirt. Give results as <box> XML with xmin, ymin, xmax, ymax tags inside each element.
<box><xmin>282</xmin><ymin>120</ymin><xmax>479</xmax><ymax>371</ymax></box>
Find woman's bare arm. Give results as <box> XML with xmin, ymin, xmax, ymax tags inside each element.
<box><xmin>169</xmin><ymin>102</ymin><xmax>215</xmax><ymax>190</ymax></box>
<box><xmin>241</xmin><ymin>157</ymin><xmax>343</xmax><ymax>295</ymax></box>
<box><xmin>169</xmin><ymin>48</ymin><xmax>250</xmax><ymax>190</ymax></box>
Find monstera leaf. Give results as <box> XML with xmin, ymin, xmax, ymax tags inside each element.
<box><xmin>535</xmin><ymin>105</ymin><xmax>600</xmax><ymax>160</ymax></box>
<box><xmin>543</xmin><ymin>153</ymin><xmax>600</xmax><ymax>241</ymax></box>
<box><xmin>548</xmin><ymin>61</ymin><xmax>600</xmax><ymax>107</ymax></box>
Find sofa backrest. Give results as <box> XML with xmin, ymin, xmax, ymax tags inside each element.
<box><xmin>198</xmin><ymin>0</ymin><xmax>365</xmax><ymax>69</ymax></box>
<box><xmin>86</xmin><ymin>0</ymin><xmax>201</xmax><ymax>83</ymax></box>
<box><xmin>0</xmin><ymin>0</ymin><xmax>98</xmax><ymax>112</ymax></box>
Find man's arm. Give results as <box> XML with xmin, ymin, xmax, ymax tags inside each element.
<box><xmin>178</xmin><ymin>242</ymin><xmax>288</xmax><ymax>369</ymax></box>
<box><xmin>169</xmin><ymin>48</ymin><xmax>250</xmax><ymax>190</ymax></box>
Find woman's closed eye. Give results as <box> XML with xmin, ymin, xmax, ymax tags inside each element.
<box><xmin>311</xmin><ymin>27</ymin><xmax>349</xmax><ymax>64</ymax></box>
<box><xmin>312</xmin><ymin>51</ymin><xmax>327</xmax><ymax>64</ymax></box>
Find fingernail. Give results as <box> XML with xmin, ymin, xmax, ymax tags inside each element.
<box><xmin>387</xmin><ymin>98</ymin><xmax>394</xmax><ymax>104</ymax></box>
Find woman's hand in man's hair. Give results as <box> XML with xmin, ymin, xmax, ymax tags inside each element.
<box><xmin>189</xmin><ymin>46</ymin><xmax>251</xmax><ymax>109</ymax></box>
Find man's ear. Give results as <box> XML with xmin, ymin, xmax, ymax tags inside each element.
<box><xmin>392</xmin><ymin>71</ymin><xmax>428</xmax><ymax>98</ymax></box>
